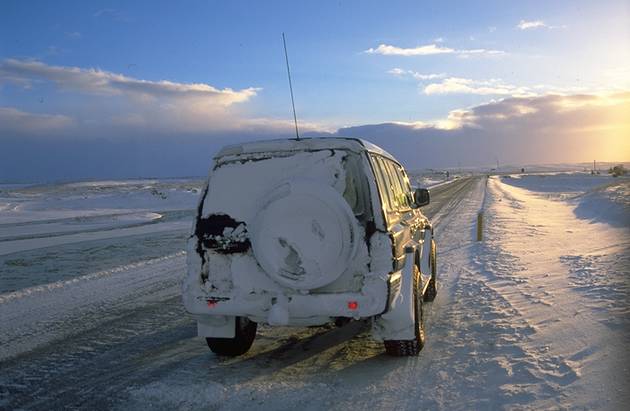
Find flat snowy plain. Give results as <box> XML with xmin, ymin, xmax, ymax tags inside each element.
<box><xmin>0</xmin><ymin>172</ymin><xmax>628</xmax><ymax>410</ymax></box>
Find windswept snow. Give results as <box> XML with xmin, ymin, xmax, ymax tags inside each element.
<box><xmin>467</xmin><ymin>176</ymin><xmax>629</xmax><ymax>409</ymax></box>
<box><xmin>122</xmin><ymin>174</ymin><xmax>628</xmax><ymax>410</ymax></box>
<box><xmin>572</xmin><ymin>179</ymin><xmax>630</xmax><ymax>228</ymax></box>
<box><xmin>0</xmin><ymin>252</ymin><xmax>185</xmax><ymax>361</ymax></box>
<box><xmin>1</xmin><ymin>174</ymin><xmax>628</xmax><ymax>410</ymax></box>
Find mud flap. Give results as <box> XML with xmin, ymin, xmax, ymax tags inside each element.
<box><xmin>372</xmin><ymin>246</ymin><xmax>417</xmax><ymax>341</ymax></box>
<box><xmin>197</xmin><ymin>315</ymin><xmax>236</xmax><ymax>338</ymax></box>
<box><xmin>420</xmin><ymin>229</ymin><xmax>432</xmax><ymax>283</ymax></box>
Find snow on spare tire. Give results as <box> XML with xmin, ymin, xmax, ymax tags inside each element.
<box><xmin>250</xmin><ymin>179</ymin><xmax>360</xmax><ymax>290</ymax></box>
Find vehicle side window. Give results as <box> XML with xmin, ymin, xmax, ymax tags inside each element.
<box><xmin>390</xmin><ymin>162</ymin><xmax>412</xmax><ymax>209</ymax></box>
<box><xmin>383</xmin><ymin>159</ymin><xmax>411</xmax><ymax>210</ymax></box>
<box><xmin>369</xmin><ymin>155</ymin><xmax>394</xmax><ymax>213</ymax></box>
<box><xmin>399</xmin><ymin>167</ymin><xmax>413</xmax><ymax>193</ymax></box>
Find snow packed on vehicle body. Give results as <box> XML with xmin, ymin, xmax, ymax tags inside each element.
<box><xmin>183</xmin><ymin>137</ymin><xmax>438</xmax><ymax>356</ymax></box>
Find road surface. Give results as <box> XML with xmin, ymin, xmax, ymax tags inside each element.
<box><xmin>0</xmin><ymin>177</ymin><xmax>482</xmax><ymax>410</ymax></box>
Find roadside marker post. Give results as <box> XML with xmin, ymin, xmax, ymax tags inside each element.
<box><xmin>477</xmin><ymin>211</ymin><xmax>483</xmax><ymax>241</ymax></box>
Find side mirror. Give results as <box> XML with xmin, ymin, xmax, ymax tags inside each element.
<box><xmin>413</xmin><ymin>188</ymin><xmax>430</xmax><ymax>207</ymax></box>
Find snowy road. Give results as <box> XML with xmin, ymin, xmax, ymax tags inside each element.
<box><xmin>1</xmin><ymin>175</ymin><xmax>628</xmax><ymax>410</ymax></box>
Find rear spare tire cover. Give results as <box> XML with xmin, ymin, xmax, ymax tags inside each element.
<box><xmin>250</xmin><ymin>179</ymin><xmax>360</xmax><ymax>290</ymax></box>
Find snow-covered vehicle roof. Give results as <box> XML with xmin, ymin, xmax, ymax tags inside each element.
<box><xmin>214</xmin><ymin>137</ymin><xmax>397</xmax><ymax>162</ymax></box>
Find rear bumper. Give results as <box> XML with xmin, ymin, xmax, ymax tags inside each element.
<box><xmin>183</xmin><ymin>275</ymin><xmax>389</xmax><ymax>326</ymax></box>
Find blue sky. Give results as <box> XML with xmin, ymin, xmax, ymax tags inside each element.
<box><xmin>1</xmin><ymin>0</ymin><xmax>629</xmax><ymax>180</ymax></box>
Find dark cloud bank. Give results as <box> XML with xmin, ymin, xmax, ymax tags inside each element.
<box><xmin>2</xmin><ymin>92</ymin><xmax>628</xmax><ymax>182</ymax></box>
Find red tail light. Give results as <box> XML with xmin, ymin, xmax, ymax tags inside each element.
<box><xmin>348</xmin><ymin>301</ymin><xmax>358</xmax><ymax>310</ymax></box>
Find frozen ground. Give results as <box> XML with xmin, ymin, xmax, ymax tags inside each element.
<box><xmin>0</xmin><ymin>179</ymin><xmax>202</xmax><ymax>292</ymax></box>
<box><xmin>0</xmin><ymin>174</ymin><xmax>628</xmax><ymax>410</ymax></box>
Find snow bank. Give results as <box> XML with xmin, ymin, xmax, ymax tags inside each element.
<box><xmin>501</xmin><ymin>173</ymin><xmax>629</xmax><ymax>228</ymax></box>
<box><xmin>501</xmin><ymin>172</ymin><xmax>611</xmax><ymax>194</ymax></box>
<box><xmin>474</xmin><ymin>176</ymin><xmax>630</xmax><ymax>408</ymax></box>
<box><xmin>572</xmin><ymin>180</ymin><xmax>630</xmax><ymax>228</ymax></box>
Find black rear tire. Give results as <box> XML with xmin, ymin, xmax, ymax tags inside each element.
<box><xmin>206</xmin><ymin>316</ymin><xmax>257</xmax><ymax>357</ymax></box>
<box><xmin>384</xmin><ymin>265</ymin><xmax>426</xmax><ymax>356</ymax></box>
<box><xmin>424</xmin><ymin>239</ymin><xmax>437</xmax><ymax>302</ymax></box>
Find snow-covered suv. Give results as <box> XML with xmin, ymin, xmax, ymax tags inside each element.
<box><xmin>183</xmin><ymin>138</ymin><xmax>437</xmax><ymax>356</ymax></box>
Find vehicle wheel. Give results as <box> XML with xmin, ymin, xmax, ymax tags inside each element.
<box><xmin>206</xmin><ymin>316</ymin><xmax>257</xmax><ymax>357</ymax></box>
<box><xmin>424</xmin><ymin>239</ymin><xmax>437</xmax><ymax>302</ymax></box>
<box><xmin>384</xmin><ymin>264</ymin><xmax>426</xmax><ymax>356</ymax></box>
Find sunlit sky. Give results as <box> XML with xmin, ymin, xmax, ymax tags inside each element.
<box><xmin>1</xmin><ymin>0</ymin><xmax>629</xmax><ymax>180</ymax></box>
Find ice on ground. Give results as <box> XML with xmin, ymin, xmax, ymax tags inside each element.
<box><xmin>0</xmin><ymin>252</ymin><xmax>186</xmax><ymax>360</ymax></box>
<box><xmin>0</xmin><ymin>178</ymin><xmax>202</xmax><ymax>292</ymax></box>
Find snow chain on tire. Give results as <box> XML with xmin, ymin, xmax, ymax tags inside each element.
<box><xmin>424</xmin><ymin>239</ymin><xmax>437</xmax><ymax>302</ymax></box>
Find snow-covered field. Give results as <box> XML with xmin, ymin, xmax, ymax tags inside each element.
<box><xmin>0</xmin><ymin>179</ymin><xmax>202</xmax><ymax>293</ymax></box>
<box><xmin>1</xmin><ymin>173</ymin><xmax>628</xmax><ymax>410</ymax></box>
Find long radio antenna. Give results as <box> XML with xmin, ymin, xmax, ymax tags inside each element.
<box><xmin>282</xmin><ymin>32</ymin><xmax>300</xmax><ymax>140</ymax></box>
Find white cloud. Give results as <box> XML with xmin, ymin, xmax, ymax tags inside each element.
<box><xmin>0</xmin><ymin>59</ymin><xmax>271</xmax><ymax>135</ymax></box>
<box><xmin>517</xmin><ymin>20</ymin><xmax>566</xmax><ymax>30</ymax></box>
<box><xmin>517</xmin><ymin>20</ymin><xmax>546</xmax><ymax>30</ymax></box>
<box><xmin>387</xmin><ymin>68</ymin><xmax>406</xmax><ymax>76</ymax></box>
<box><xmin>388</xmin><ymin>68</ymin><xmax>446</xmax><ymax>80</ymax></box>
<box><xmin>0</xmin><ymin>59</ymin><xmax>334</xmax><ymax>137</ymax></box>
<box><xmin>366</xmin><ymin>43</ymin><xmax>504</xmax><ymax>57</ymax></box>
<box><xmin>423</xmin><ymin>77</ymin><xmax>534</xmax><ymax>96</ymax></box>
<box><xmin>458</xmin><ymin>48</ymin><xmax>504</xmax><ymax>55</ymax></box>
<box><xmin>0</xmin><ymin>59</ymin><xmax>258</xmax><ymax>106</ymax></box>
<box><xmin>366</xmin><ymin>44</ymin><xmax>454</xmax><ymax>56</ymax></box>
